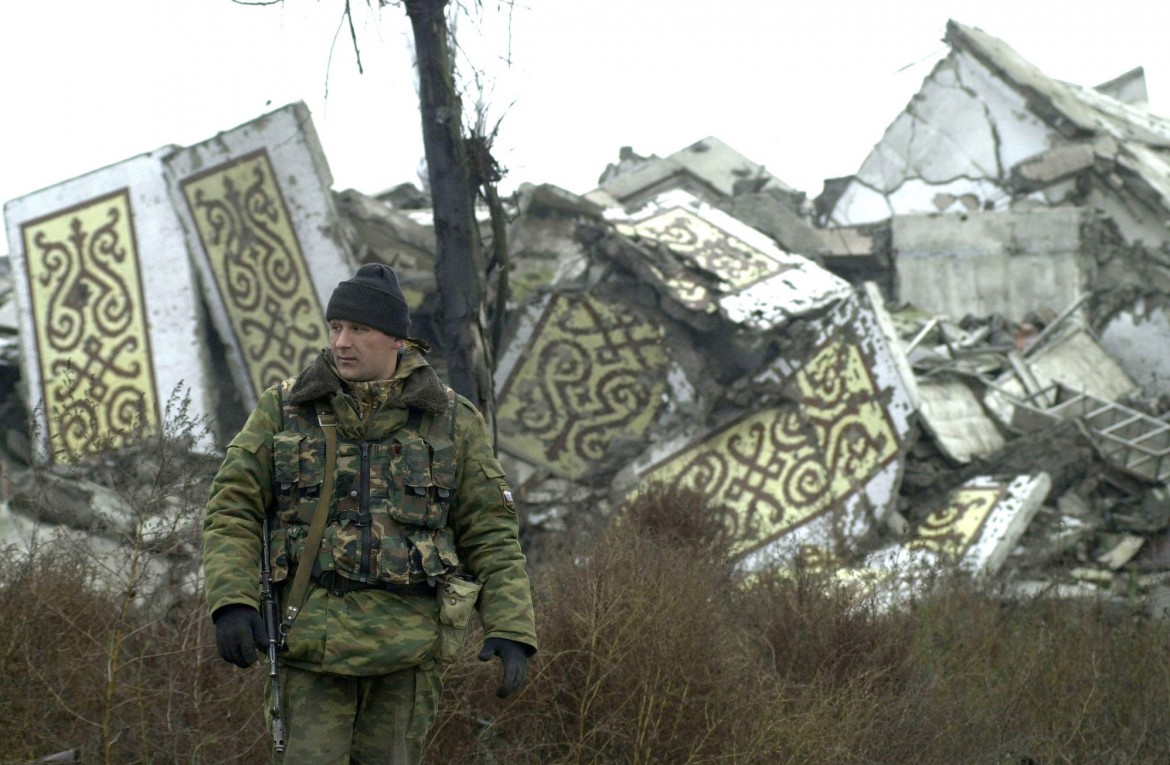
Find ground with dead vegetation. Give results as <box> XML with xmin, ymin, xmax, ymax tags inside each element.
<box><xmin>2</xmin><ymin>482</ymin><xmax>1169</xmax><ymax>765</ymax></box>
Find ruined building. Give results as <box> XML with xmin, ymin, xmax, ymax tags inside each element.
<box><xmin>3</xmin><ymin>20</ymin><xmax>1170</xmax><ymax>613</ymax></box>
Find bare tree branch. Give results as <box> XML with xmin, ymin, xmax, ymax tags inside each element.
<box><xmin>325</xmin><ymin>1</ymin><xmax>366</xmax><ymax>99</ymax></box>
<box><xmin>345</xmin><ymin>0</ymin><xmax>365</xmax><ymax>74</ymax></box>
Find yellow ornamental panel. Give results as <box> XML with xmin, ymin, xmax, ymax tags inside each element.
<box><xmin>643</xmin><ymin>405</ymin><xmax>830</xmax><ymax>557</ymax></box>
<box><xmin>21</xmin><ymin>189</ymin><xmax>159</xmax><ymax>461</ymax></box>
<box><xmin>796</xmin><ymin>341</ymin><xmax>900</xmax><ymax>498</ymax></box>
<box><xmin>497</xmin><ymin>294</ymin><xmax>669</xmax><ymax>480</ymax></box>
<box><xmin>910</xmin><ymin>486</ymin><xmax>1005</xmax><ymax>561</ymax></box>
<box><xmin>616</xmin><ymin>207</ymin><xmax>790</xmax><ymax>313</ymax></box>
<box><xmin>641</xmin><ymin>339</ymin><xmax>899</xmax><ymax>558</ymax></box>
<box><xmin>180</xmin><ymin>149</ymin><xmax>327</xmax><ymax>397</ymax></box>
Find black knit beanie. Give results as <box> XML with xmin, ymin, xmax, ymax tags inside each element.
<box><xmin>325</xmin><ymin>263</ymin><xmax>411</xmax><ymax>338</ymax></box>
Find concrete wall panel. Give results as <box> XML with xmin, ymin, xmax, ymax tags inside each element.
<box><xmin>849</xmin><ymin>472</ymin><xmax>1052</xmax><ymax>605</ymax></box>
<box><xmin>632</xmin><ymin>288</ymin><xmax>916</xmax><ymax>565</ymax></box>
<box><xmin>166</xmin><ymin>103</ymin><xmax>355</xmax><ymax>405</ymax></box>
<box><xmin>909</xmin><ymin>473</ymin><xmax>1051</xmax><ymax>575</ymax></box>
<box><xmin>613</xmin><ymin>191</ymin><xmax>851</xmax><ymax>330</ymax></box>
<box><xmin>1100</xmin><ymin>299</ymin><xmax>1170</xmax><ymax>395</ymax></box>
<box><xmin>496</xmin><ymin>292</ymin><xmax>672</xmax><ymax>481</ymax></box>
<box><xmin>831</xmin><ymin>51</ymin><xmax>1052</xmax><ymax>226</ymax></box>
<box><xmin>894</xmin><ymin>208</ymin><xmax>1085</xmax><ymax>321</ymax></box>
<box><xmin>4</xmin><ymin>151</ymin><xmax>216</xmax><ymax>460</ymax></box>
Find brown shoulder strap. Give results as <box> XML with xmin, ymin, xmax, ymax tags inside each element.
<box><xmin>279</xmin><ymin>403</ymin><xmax>337</xmax><ymax>643</ymax></box>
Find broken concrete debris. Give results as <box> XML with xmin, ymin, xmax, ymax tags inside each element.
<box><xmin>827</xmin><ymin>18</ymin><xmax>1170</xmax><ymax>403</ymax></box>
<box><xmin>4</xmin><ymin>18</ymin><xmax>1170</xmax><ymax>616</ymax></box>
<box><xmin>0</xmin><ymin>103</ymin><xmax>358</xmax><ymax>609</ymax></box>
<box><xmin>4</xmin><ymin>150</ymin><xmax>220</xmax><ymax>461</ymax></box>
<box><xmin>843</xmin><ymin>472</ymin><xmax>1052</xmax><ymax>607</ymax></box>
<box><xmin>2</xmin><ymin>102</ymin><xmax>356</xmax><ymax>461</ymax></box>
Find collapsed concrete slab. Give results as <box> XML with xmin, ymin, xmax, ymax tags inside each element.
<box><xmin>893</xmin><ymin>208</ymin><xmax>1087</xmax><ymax>323</ymax></box>
<box><xmin>984</xmin><ymin>323</ymin><xmax>1140</xmax><ymax>426</ymax></box>
<box><xmin>617</xmin><ymin>286</ymin><xmax>916</xmax><ymax>566</ymax></box>
<box><xmin>714</xmin><ymin>189</ymin><xmax>826</xmax><ymax>260</ymax></box>
<box><xmin>488</xmin><ymin>180</ymin><xmax>916</xmax><ymax>566</ymax></box>
<box><xmin>606</xmin><ymin>190</ymin><xmax>852</xmax><ymax>332</ymax></box>
<box><xmin>844</xmin><ymin>472</ymin><xmax>1051</xmax><ymax>606</ymax></box>
<box><xmin>823</xmin><ymin>20</ymin><xmax>1170</xmax><ymax>228</ymax></box>
<box><xmin>910</xmin><ymin>317</ymin><xmax>1170</xmax><ymax>485</ymax></box>
<box><xmin>588</xmin><ymin>137</ymin><xmax>806</xmax><ymax>212</ymax></box>
<box><xmin>907</xmin><ymin>472</ymin><xmax>1052</xmax><ymax>574</ymax></box>
<box><xmin>334</xmin><ymin>188</ymin><xmax>438</xmax><ymax>304</ymax></box>
<box><xmin>166</xmin><ymin>102</ymin><xmax>356</xmax><ymax>410</ymax></box>
<box><xmin>813</xmin><ymin>19</ymin><xmax>1170</xmax><ymax>397</ymax></box>
<box><xmin>916</xmin><ymin>376</ymin><xmax>1006</xmax><ymax>464</ymax></box>
<box><xmin>495</xmin><ymin>290</ymin><xmax>675</xmax><ymax>483</ymax></box>
<box><xmin>3</xmin><ymin>150</ymin><xmax>218</xmax><ymax>460</ymax></box>
<box><xmin>505</xmin><ymin>183</ymin><xmax>602</xmax><ymax>304</ymax></box>
<box><xmin>2</xmin><ymin>102</ymin><xmax>358</xmax><ymax>458</ymax></box>
<box><xmin>7</xmin><ymin>69</ymin><xmax>1170</xmax><ymax>612</ymax></box>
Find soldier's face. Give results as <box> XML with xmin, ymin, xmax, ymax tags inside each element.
<box><xmin>329</xmin><ymin>320</ymin><xmax>404</xmax><ymax>381</ymax></box>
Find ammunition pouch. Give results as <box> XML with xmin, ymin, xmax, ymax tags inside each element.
<box><xmin>435</xmin><ymin>575</ymin><xmax>482</xmax><ymax>662</ymax></box>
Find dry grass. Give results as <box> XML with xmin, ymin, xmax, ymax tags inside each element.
<box><xmin>0</xmin><ymin>548</ymin><xmax>267</xmax><ymax>764</ymax></box>
<box><xmin>3</xmin><ymin>472</ymin><xmax>1170</xmax><ymax>763</ymax></box>
<box><xmin>0</xmin><ymin>389</ymin><xmax>268</xmax><ymax>764</ymax></box>
<box><xmin>429</xmin><ymin>484</ymin><xmax>1170</xmax><ymax>765</ymax></box>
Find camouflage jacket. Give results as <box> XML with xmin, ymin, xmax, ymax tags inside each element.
<box><xmin>202</xmin><ymin>348</ymin><xmax>537</xmax><ymax>675</ymax></box>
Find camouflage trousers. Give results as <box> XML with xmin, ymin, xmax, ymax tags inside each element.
<box><xmin>266</xmin><ymin>661</ymin><xmax>442</xmax><ymax>764</ymax></box>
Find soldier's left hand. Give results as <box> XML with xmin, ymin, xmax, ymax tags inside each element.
<box><xmin>212</xmin><ymin>604</ymin><xmax>266</xmax><ymax>668</ymax></box>
<box><xmin>477</xmin><ymin>637</ymin><xmax>530</xmax><ymax>698</ymax></box>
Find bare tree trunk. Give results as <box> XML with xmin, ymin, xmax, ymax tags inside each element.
<box><xmin>404</xmin><ymin>0</ymin><xmax>495</xmax><ymax>429</ymax></box>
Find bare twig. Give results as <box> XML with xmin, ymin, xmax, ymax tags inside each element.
<box><xmin>345</xmin><ymin>0</ymin><xmax>364</xmax><ymax>74</ymax></box>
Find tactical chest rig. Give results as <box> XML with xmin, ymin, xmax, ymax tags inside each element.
<box><xmin>271</xmin><ymin>379</ymin><xmax>461</xmax><ymax>636</ymax></box>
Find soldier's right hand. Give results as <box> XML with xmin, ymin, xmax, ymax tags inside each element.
<box><xmin>212</xmin><ymin>604</ymin><xmax>266</xmax><ymax>668</ymax></box>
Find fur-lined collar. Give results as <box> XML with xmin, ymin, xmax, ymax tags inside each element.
<box><xmin>287</xmin><ymin>348</ymin><xmax>450</xmax><ymax>415</ymax></box>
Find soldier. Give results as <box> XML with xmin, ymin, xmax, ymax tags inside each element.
<box><xmin>202</xmin><ymin>263</ymin><xmax>537</xmax><ymax>763</ymax></box>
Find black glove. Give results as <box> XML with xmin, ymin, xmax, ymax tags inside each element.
<box><xmin>477</xmin><ymin>637</ymin><xmax>530</xmax><ymax>698</ymax></box>
<box><xmin>213</xmin><ymin>604</ymin><xmax>266</xmax><ymax>669</ymax></box>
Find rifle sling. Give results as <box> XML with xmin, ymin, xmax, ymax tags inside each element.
<box><xmin>279</xmin><ymin>405</ymin><xmax>337</xmax><ymax>641</ymax></box>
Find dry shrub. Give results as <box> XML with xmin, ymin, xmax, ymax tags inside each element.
<box><xmin>429</xmin><ymin>483</ymin><xmax>1170</xmax><ymax>765</ymax></box>
<box><xmin>767</xmin><ymin>577</ymin><xmax>1170</xmax><ymax>765</ymax></box>
<box><xmin>0</xmin><ymin>389</ymin><xmax>269</xmax><ymax>764</ymax></box>
<box><xmin>885</xmin><ymin>582</ymin><xmax>1170</xmax><ymax>764</ymax></box>
<box><xmin>737</xmin><ymin>561</ymin><xmax>913</xmax><ymax>690</ymax></box>
<box><xmin>6</xmin><ymin>456</ymin><xmax>1170</xmax><ymax>765</ymax></box>
<box><xmin>618</xmin><ymin>482</ymin><xmax>735</xmax><ymax>557</ymax></box>
<box><xmin>0</xmin><ymin>541</ymin><xmax>268</xmax><ymax>764</ymax></box>
<box><xmin>427</xmin><ymin>483</ymin><xmax>788</xmax><ymax>764</ymax></box>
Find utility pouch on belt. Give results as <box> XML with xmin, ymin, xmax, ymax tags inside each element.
<box><xmin>436</xmin><ymin>574</ymin><xmax>482</xmax><ymax>662</ymax></box>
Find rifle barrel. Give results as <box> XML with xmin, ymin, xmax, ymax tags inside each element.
<box><xmin>261</xmin><ymin>515</ymin><xmax>287</xmax><ymax>753</ymax></box>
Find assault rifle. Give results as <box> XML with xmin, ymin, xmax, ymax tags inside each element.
<box><xmin>260</xmin><ymin>514</ymin><xmax>287</xmax><ymax>754</ymax></box>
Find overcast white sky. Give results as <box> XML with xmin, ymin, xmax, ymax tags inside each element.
<box><xmin>4</xmin><ymin>0</ymin><xmax>1170</xmax><ymax>235</ymax></box>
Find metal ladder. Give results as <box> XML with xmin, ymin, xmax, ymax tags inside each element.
<box><xmin>1011</xmin><ymin>383</ymin><xmax>1170</xmax><ymax>483</ymax></box>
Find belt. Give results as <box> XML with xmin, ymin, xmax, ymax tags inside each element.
<box><xmin>310</xmin><ymin>569</ymin><xmax>437</xmax><ymax>598</ymax></box>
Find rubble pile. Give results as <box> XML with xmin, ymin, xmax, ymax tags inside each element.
<box><xmin>4</xmin><ymin>18</ymin><xmax>1170</xmax><ymax>617</ymax></box>
<box><xmin>882</xmin><ymin>307</ymin><xmax>1170</xmax><ymax>612</ymax></box>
